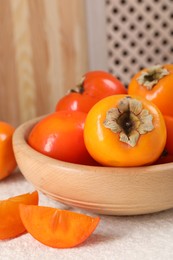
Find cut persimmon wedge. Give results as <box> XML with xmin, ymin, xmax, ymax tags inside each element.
<box><xmin>19</xmin><ymin>204</ymin><xmax>100</xmax><ymax>248</ymax></box>
<box><xmin>0</xmin><ymin>191</ymin><xmax>38</xmax><ymax>240</ymax></box>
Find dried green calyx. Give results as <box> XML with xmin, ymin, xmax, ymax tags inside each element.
<box><xmin>103</xmin><ymin>96</ymin><xmax>154</xmax><ymax>147</ymax></box>
<box><xmin>137</xmin><ymin>65</ymin><xmax>169</xmax><ymax>90</ymax></box>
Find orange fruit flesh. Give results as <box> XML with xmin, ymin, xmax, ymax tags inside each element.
<box><xmin>19</xmin><ymin>204</ymin><xmax>100</xmax><ymax>248</ymax></box>
<box><xmin>0</xmin><ymin>191</ymin><xmax>38</xmax><ymax>240</ymax></box>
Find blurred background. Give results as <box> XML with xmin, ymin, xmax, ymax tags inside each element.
<box><xmin>0</xmin><ymin>0</ymin><xmax>173</xmax><ymax>126</ymax></box>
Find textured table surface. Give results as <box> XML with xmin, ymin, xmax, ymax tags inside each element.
<box><xmin>1</xmin><ymin>170</ymin><xmax>173</xmax><ymax>260</ymax></box>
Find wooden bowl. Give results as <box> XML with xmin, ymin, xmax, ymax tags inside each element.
<box><xmin>13</xmin><ymin>116</ymin><xmax>173</xmax><ymax>216</ymax></box>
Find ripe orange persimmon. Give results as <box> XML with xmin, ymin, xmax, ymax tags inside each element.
<box><xmin>56</xmin><ymin>92</ymin><xmax>99</xmax><ymax>113</ymax></box>
<box><xmin>154</xmin><ymin>115</ymin><xmax>173</xmax><ymax>164</ymax></box>
<box><xmin>0</xmin><ymin>191</ymin><xmax>38</xmax><ymax>240</ymax></box>
<box><xmin>84</xmin><ymin>95</ymin><xmax>166</xmax><ymax>167</ymax></box>
<box><xmin>56</xmin><ymin>70</ymin><xmax>127</xmax><ymax>113</ymax></box>
<box><xmin>28</xmin><ymin>111</ymin><xmax>98</xmax><ymax>166</ymax></box>
<box><xmin>128</xmin><ymin>64</ymin><xmax>173</xmax><ymax>117</ymax></box>
<box><xmin>0</xmin><ymin>121</ymin><xmax>17</xmax><ymax>180</ymax></box>
<box><xmin>163</xmin><ymin>115</ymin><xmax>173</xmax><ymax>155</ymax></box>
<box><xmin>19</xmin><ymin>204</ymin><xmax>100</xmax><ymax>248</ymax></box>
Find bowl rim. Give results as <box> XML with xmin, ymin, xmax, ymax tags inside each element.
<box><xmin>13</xmin><ymin>115</ymin><xmax>173</xmax><ymax>174</ymax></box>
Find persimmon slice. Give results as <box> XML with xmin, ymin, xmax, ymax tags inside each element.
<box><xmin>0</xmin><ymin>191</ymin><xmax>38</xmax><ymax>240</ymax></box>
<box><xmin>19</xmin><ymin>204</ymin><xmax>100</xmax><ymax>248</ymax></box>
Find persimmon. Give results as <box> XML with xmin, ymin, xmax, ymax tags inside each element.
<box><xmin>154</xmin><ymin>151</ymin><xmax>173</xmax><ymax>165</ymax></box>
<box><xmin>56</xmin><ymin>70</ymin><xmax>127</xmax><ymax>113</ymax></box>
<box><xmin>0</xmin><ymin>191</ymin><xmax>38</xmax><ymax>240</ymax></box>
<box><xmin>0</xmin><ymin>121</ymin><xmax>17</xmax><ymax>180</ymax></box>
<box><xmin>84</xmin><ymin>95</ymin><xmax>166</xmax><ymax>167</ymax></box>
<box><xmin>82</xmin><ymin>70</ymin><xmax>127</xmax><ymax>99</ymax></box>
<box><xmin>153</xmin><ymin>115</ymin><xmax>173</xmax><ymax>164</ymax></box>
<box><xmin>56</xmin><ymin>92</ymin><xmax>99</xmax><ymax>113</ymax></box>
<box><xmin>19</xmin><ymin>204</ymin><xmax>100</xmax><ymax>248</ymax></box>
<box><xmin>163</xmin><ymin>115</ymin><xmax>173</xmax><ymax>155</ymax></box>
<box><xmin>28</xmin><ymin>111</ymin><xmax>98</xmax><ymax>166</ymax></box>
<box><xmin>128</xmin><ymin>64</ymin><xmax>173</xmax><ymax>117</ymax></box>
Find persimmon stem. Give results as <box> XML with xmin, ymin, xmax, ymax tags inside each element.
<box><xmin>103</xmin><ymin>97</ymin><xmax>154</xmax><ymax>147</ymax></box>
<box><xmin>69</xmin><ymin>76</ymin><xmax>85</xmax><ymax>94</ymax></box>
<box><xmin>137</xmin><ymin>65</ymin><xmax>169</xmax><ymax>90</ymax></box>
<box><xmin>117</xmin><ymin>111</ymin><xmax>133</xmax><ymax>135</ymax></box>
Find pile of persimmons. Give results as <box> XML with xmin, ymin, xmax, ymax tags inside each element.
<box><xmin>1</xmin><ymin>64</ymin><xmax>173</xmax><ymax>248</ymax></box>
<box><xmin>28</xmin><ymin>64</ymin><xmax>173</xmax><ymax>167</ymax></box>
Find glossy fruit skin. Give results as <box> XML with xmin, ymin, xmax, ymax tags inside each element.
<box><xmin>83</xmin><ymin>71</ymin><xmax>127</xmax><ymax>99</ymax></box>
<box><xmin>84</xmin><ymin>94</ymin><xmax>167</xmax><ymax>167</ymax></box>
<box><xmin>28</xmin><ymin>111</ymin><xmax>97</xmax><ymax>165</ymax></box>
<box><xmin>56</xmin><ymin>70</ymin><xmax>127</xmax><ymax>113</ymax></box>
<box><xmin>19</xmin><ymin>204</ymin><xmax>100</xmax><ymax>248</ymax></box>
<box><xmin>0</xmin><ymin>121</ymin><xmax>17</xmax><ymax>180</ymax></box>
<box><xmin>163</xmin><ymin>115</ymin><xmax>173</xmax><ymax>155</ymax></box>
<box><xmin>0</xmin><ymin>191</ymin><xmax>38</xmax><ymax>240</ymax></box>
<box><xmin>56</xmin><ymin>93</ymin><xmax>99</xmax><ymax>113</ymax></box>
<box><xmin>128</xmin><ymin>64</ymin><xmax>173</xmax><ymax>117</ymax></box>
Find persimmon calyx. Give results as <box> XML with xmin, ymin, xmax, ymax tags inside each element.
<box><xmin>137</xmin><ymin>65</ymin><xmax>169</xmax><ymax>90</ymax></box>
<box><xmin>103</xmin><ymin>97</ymin><xmax>154</xmax><ymax>147</ymax></box>
<box><xmin>69</xmin><ymin>76</ymin><xmax>85</xmax><ymax>94</ymax></box>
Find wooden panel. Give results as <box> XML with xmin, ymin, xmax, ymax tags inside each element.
<box><xmin>0</xmin><ymin>1</ymin><xmax>20</xmax><ymax>126</ymax></box>
<box><xmin>0</xmin><ymin>0</ymin><xmax>88</xmax><ymax>127</ymax></box>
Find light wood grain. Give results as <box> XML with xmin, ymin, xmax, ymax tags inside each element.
<box><xmin>0</xmin><ymin>0</ymin><xmax>88</xmax><ymax>127</ymax></box>
<box><xmin>0</xmin><ymin>1</ymin><xmax>20</xmax><ymax>126</ymax></box>
<box><xmin>13</xmin><ymin>116</ymin><xmax>173</xmax><ymax>216</ymax></box>
<box><xmin>11</xmin><ymin>0</ymin><xmax>37</xmax><ymax>123</ymax></box>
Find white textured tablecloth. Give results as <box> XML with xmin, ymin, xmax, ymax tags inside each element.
<box><xmin>1</xmin><ymin>170</ymin><xmax>173</xmax><ymax>260</ymax></box>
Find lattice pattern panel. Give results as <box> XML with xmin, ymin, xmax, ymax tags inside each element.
<box><xmin>105</xmin><ymin>0</ymin><xmax>173</xmax><ymax>86</ymax></box>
